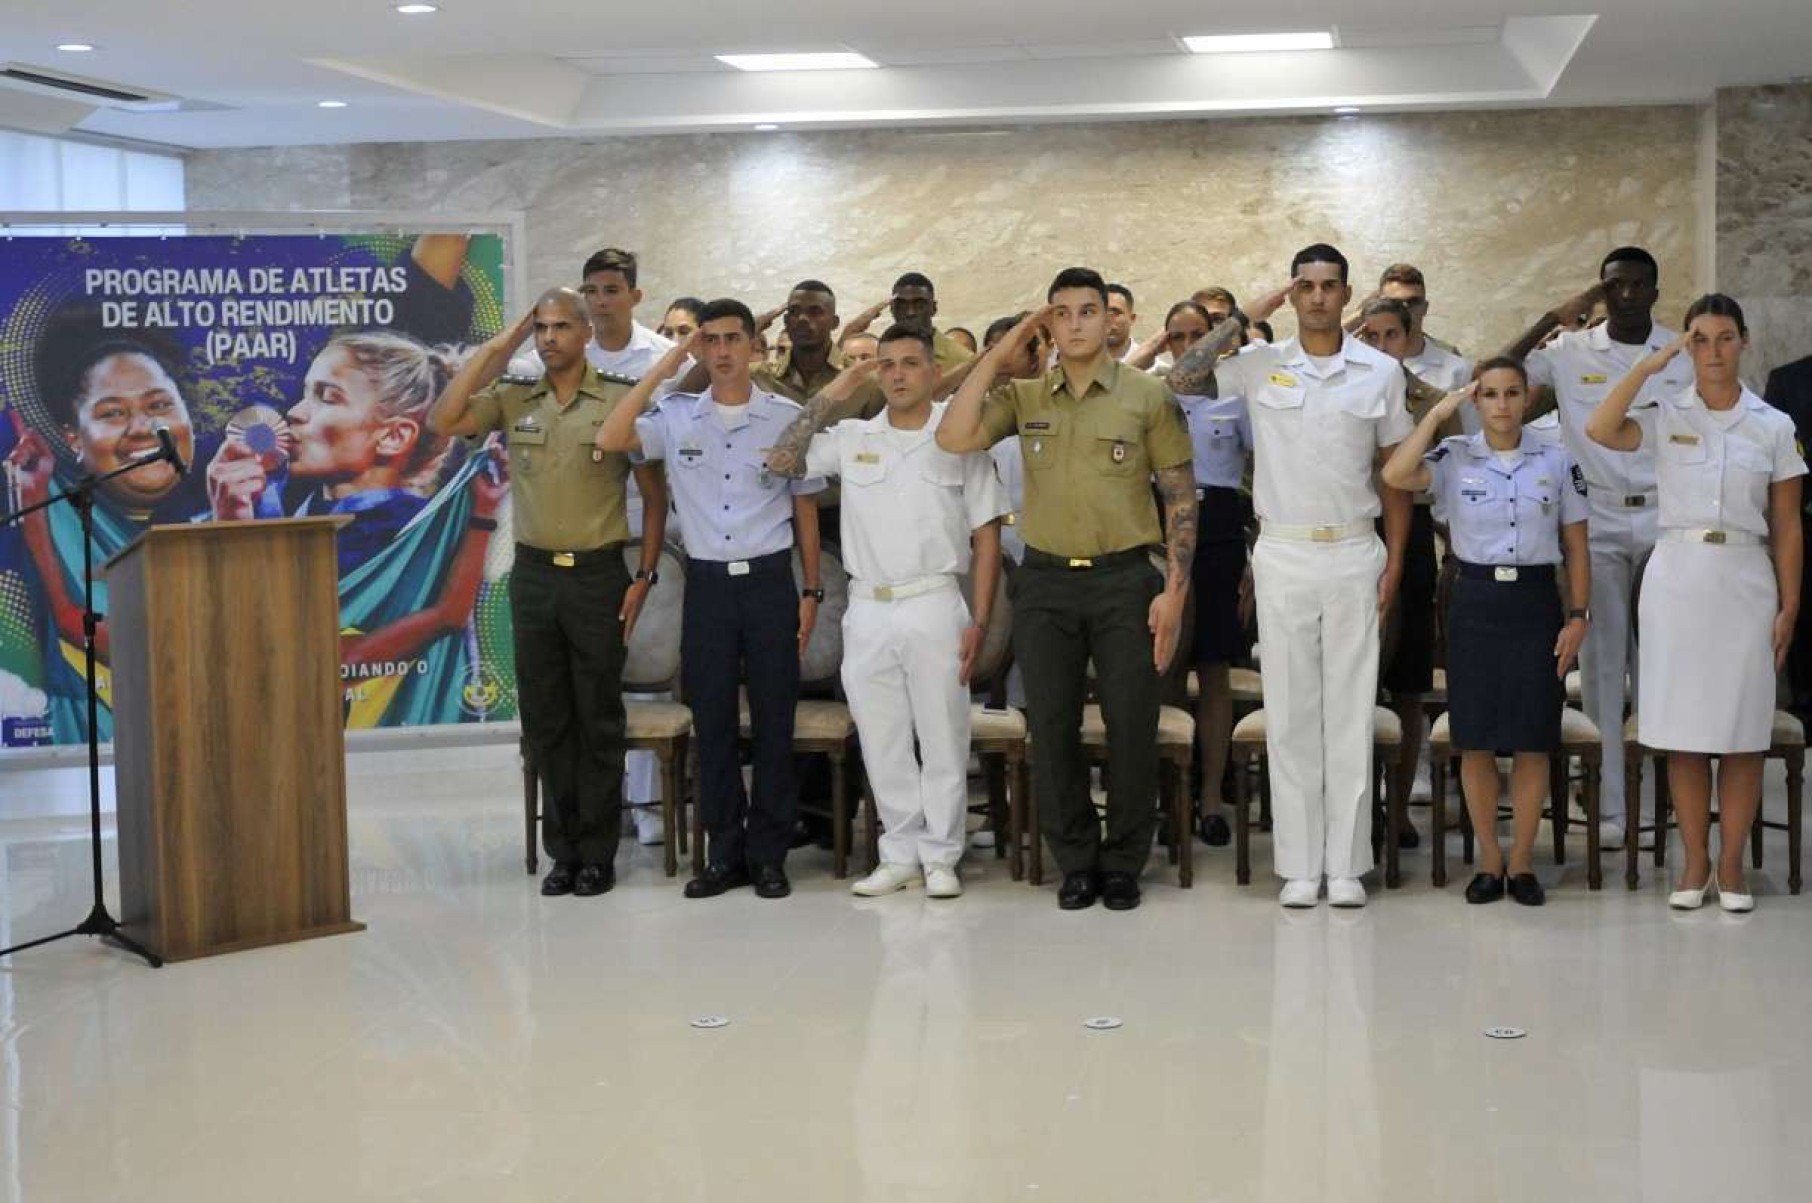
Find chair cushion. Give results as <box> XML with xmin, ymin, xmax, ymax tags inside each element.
<box><xmin>1426</xmin><ymin>667</ymin><xmax>1448</xmax><ymax>704</ymax></box>
<box><xmin>1231</xmin><ymin>705</ymin><xmax>1399</xmax><ymax>745</ymax></box>
<box><xmin>1077</xmin><ymin>703</ymin><xmax>1193</xmax><ymax>748</ymax></box>
<box><xmin>626</xmin><ymin>701</ymin><xmax>692</xmax><ymax>740</ymax></box>
<box><xmin>737</xmin><ymin>698</ymin><xmax>855</xmax><ymax>741</ymax></box>
<box><xmin>1230</xmin><ymin>667</ymin><xmax>1263</xmax><ymax>703</ymax></box>
<box><xmin>1559</xmin><ymin>706</ymin><xmax>1601</xmax><ymax>745</ymax></box>
<box><xmin>970</xmin><ymin>705</ymin><xmax>1028</xmax><ymax>742</ymax></box>
<box><xmin>1565</xmin><ymin>670</ymin><xmax>1583</xmax><ymax>704</ymax></box>
<box><xmin>1428</xmin><ymin>710</ymin><xmax>1452</xmax><ymax>748</ymax></box>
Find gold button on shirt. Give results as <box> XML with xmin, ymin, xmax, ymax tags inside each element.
<box><xmin>465</xmin><ymin>368</ymin><xmax>635</xmax><ymax>551</ymax></box>
<box><xmin>977</xmin><ymin>357</ymin><xmax>1192</xmax><ymax>558</ymax></box>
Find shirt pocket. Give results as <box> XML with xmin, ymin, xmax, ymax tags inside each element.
<box><xmin>672</xmin><ymin>443</ymin><xmax>710</xmax><ymax>474</ymax></box>
<box><xmin>842</xmin><ymin>453</ymin><xmax>892</xmax><ymax>489</ymax></box>
<box><xmin>918</xmin><ymin>454</ymin><xmax>966</xmax><ymax>490</ymax></box>
<box><xmin>1088</xmin><ymin>415</ymin><xmax>1145</xmax><ymax>478</ymax></box>
<box><xmin>1253</xmin><ymin>378</ymin><xmax>1306</xmax><ymax>413</ymax></box>
<box><xmin>1661</xmin><ymin>433</ymin><xmax>1709</xmax><ymax>466</ymax></box>
<box><xmin>1328</xmin><ymin>388</ymin><xmax>1385</xmax><ymax>453</ymax></box>
<box><xmin>506</xmin><ymin>425</ymin><xmax>548</xmax><ymax>476</ymax></box>
<box><xmin>575</xmin><ymin>425</ymin><xmax>612</xmax><ymax>474</ymax></box>
<box><xmin>1020</xmin><ymin>421</ymin><xmax>1061</xmax><ymax>473</ymax></box>
<box><xmin>1728</xmin><ymin>441</ymin><xmax>1774</xmax><ymax>479</ymax></box>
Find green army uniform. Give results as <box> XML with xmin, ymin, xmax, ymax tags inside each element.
<box><xmin>978</xmin><ymin>357</ymin><xmax>1194</xmax><ymax>875</ymax></box>
<box><xmin>467</xmin><ymin>366</ymin><xmax>639</xmax><ymax>867</ymax></box>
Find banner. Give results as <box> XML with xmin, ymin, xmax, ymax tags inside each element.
<box><xmin>0</xmin><ymin>232</ymin><xmax>520</xmax><ymax>747</ymax></box>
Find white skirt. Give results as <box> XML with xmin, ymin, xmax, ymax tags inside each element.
<box><xmin>1637</xmin><ymin>540</ymin><xmax>1778</xmax><ymax>753</ymax></box>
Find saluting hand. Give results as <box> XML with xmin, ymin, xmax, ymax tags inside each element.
<box><xmin>1554</xmin><ymin>613</ymin><xmax>1589</xmax><ymax>679</ymax></box>
<box><xmin>1434</xmin><ymin>381</ymin><xmax>1479</xmax><ymax>422</ymax></box>
<box><xmin>1552</xmin><ymin>281</ymin><xmax>1606</xmax><ymax>329</ymax></box>
<box><xmin>822</xmin><ymin>355</ymin><xmax>881</xmax><ymax>401</ymax></box>
<box><xmin>1636</xmin><ymin>334</ymin><xmax>1689</xmax><ymax>378</ymax></box>
<box><xmin>755</xmin><ymin>304</ymin><xmax>787</xmax><ymax>334</ymax></box>
<box><xmin>1003</xmin><ymin>305</ymin><xmax>1055</xmax><ymax>354</ymax></box>
<box><xmin>845</xmin><ymin>299</ymin><xmax>889</xmax><ymax>335</ymax></box>
<box><xmin>1248</xmin><ymin>280</ymin><xmax>1297</xmax><ymax>324</ymax></box>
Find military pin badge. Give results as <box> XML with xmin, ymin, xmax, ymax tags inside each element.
<box><xmin>224</xmin><ymin>404</ymin><xmax>294</xmax><ymax>473</ymax></box>
<box><xmin>1112</xmin><ymin>442</ymin><xmax>1127</xmax><ymax>464</ymax></box>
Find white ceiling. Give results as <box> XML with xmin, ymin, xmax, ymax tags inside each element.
<box><xmin>1</xmin><ymin>1</ymin><xmax>1807</xmax><ymax>150</ymax></box>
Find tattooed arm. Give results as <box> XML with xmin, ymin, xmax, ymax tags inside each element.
<box><xmin>1150</xmin><ymin>463</ymin><xmax>1199</xmax><ymax>673</ymax></box>
<box><xmin>1165</xmin><ymin>279</ymin><xmax>1294</xmax><ymax>397</ymax></box>
<box><xmin>765</xmin><ymin>359</ymin><xmax>880</xmax><ymax>478</ymax></box>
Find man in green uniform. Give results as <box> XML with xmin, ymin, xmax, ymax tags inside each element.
<box><xmin>429</xmin><ymin>288</ymin><xmax>664</xmax><ymax>898</ymax></box>
<box><xmin>938</xmin><ymin>267</ymin><xmax>1199</xmax><ymax>912</ymax></box>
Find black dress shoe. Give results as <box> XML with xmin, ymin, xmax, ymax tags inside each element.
<box><xmin>1198</xmin><ymin>813</ymin><xmax>1231</xmax><ymax>847</ymax></box>
<box><xmin>1058</xmin><ymin>871</ymin><xmax>1100</xmax><ymax>910</ymax></box>
<box><xmin>1396</xmin><ymin>824</ymin><xmax>1422</xmax><ymax>850</ymax></box>
<box><xmin>1101</xmin><ymin>871</ymin><xmax>1142</xmax><ymax>911</ymax></box>
<box><xmin>573</xmin><ymin>862</ymin><xmax>615</xmax><ymax>897</ymax></box>
<box><xmin>752</xmin><ymin>863</ymin><xmax>792</xmax><ymax>899</ymax></box>
<box><xmin>684</xmin><ymin>862</ymin><xmax>751</xmax><ymax>899</ymax></box>
<box><xmin>1464</xmin><ymin>872</ymin><xmax>1505</xmax><ymax>904</ymax></box>
<box><xmin>541</xmin><ymin>862</ymin><xmax>579</xmax><ymax>896</ymax></box>
<box><xmin>1507</xmin><ymin>872</ymin><xmax>1545</xmax><ymax>907</ymax></box>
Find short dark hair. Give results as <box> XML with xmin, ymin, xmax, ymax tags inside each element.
<box><xmin>34</xmin><ymin>305</ymin><xmax>188</xmax><ymax>429</ymax></box>
<box><xmin>1378</xmin><ymin>263</ymin><xmax>1426</xmax><ymax>289</ymax></box>
<box><xmin>665</xmin><ymin>296</ymin><xmax>705</xmax><ymax>319</ymax></box>
<box><xmin>696</xmin><ymin>298</ymin><xmax>756</xmax><ymax>336</ymax></box>
<box><xmin>790</xmin><ymin>279</ymin><xmax>836</xmax><ymax>303</ymax></box>
<box><xmin>1046</xmin><ymin>267</ymin><xmax>1109</xmax><ymax>306</ymax></box>
<box><xmin>1290</xmin><ymin>242</ymin><xmax>1349</xmax><ymax>283</ymax></box>
<box><xmin>1106</xmin><ymin>283</ymin><xmax>1135</xmax><ymax>309</ymax></box>
<box><xmin>1600</xmin><ymin>246</ymin><xmax>1659</xmax><ymax>284</ymax></box>
<box><xmin>1475</xmin><ymin>355</ymin><xmax>1529</xmax><ymax>388</ymax></box>
<box><xmin>1251</xmin><ymin>319</ymin><xmax>1275</xmax><ymax>342</ymax></box>
<box><xmin>892</xmin><ymin>271</ymin><xmax>935</xmax><ymax>295</ymax></box>
<box><xmin>581</xmin><ymin>247</ymin><xmax>639</xmax><ymax>287</ymax></box>
<box><xmin>1163</xmin><ymin>300</ymin><xmax>1212</xmax><ymax>328</ymax></box>
<box><xmin>984</xmin><ymin>312</ymin><xmax>1030</xmax><ymax>346</ymax></box>
<box><xmin>1683</xmin><ymin>293</ymin><xmax>1748</xmax><ymax>336</ymax></box>
<box><xmin>1193</xmin><ymin>285</ymin><xmax>1238</xmax><ymax>310</ymax></box>
<box><xmin>837</xmin><ymin>327</ymin><xmax>878</xmax><ymax>348</ymax></box>
<box><xmin>1359</xmin><ymin>296</ymin><xmax>1414</xmax><ymax>333</ymax></box>
<box><xmin>876</xmin><ymin>322</ymin><xmax>936</xmax><ymax>357</ymax></box>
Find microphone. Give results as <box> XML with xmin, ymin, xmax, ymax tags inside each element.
<box><xmin>152</xmin><ymin>422</ymin><xmax>187</xmax><ymax>477</ymax></box>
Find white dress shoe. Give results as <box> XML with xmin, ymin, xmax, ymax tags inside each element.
<box><xmin>1716</xmin><ymin>876</ymin><xmax>1755</xmax><ymax>913</ymax></box>
<box><xmin>924</xmin><ymin>865</ymin><xmax>963</xmax><ymax>898</ymax></box>
<box><xmin>1327</xmin><ymin>877</ymin><xmax>1367</xmax><ymax>908</ymax></box>
<box><xmin>1279</xmin><ymin>879</ymin><xmax>1321</xmax><ymax>908</ymax></box>
<box><xmin>968</xmin><ymin>829</ymin><xmax>997</xmax><ymax>850</ymax></box>
<box><xmin>632</xmin><ymin>805</ymin><xmax>664</xmax><ymax>846</ymax></box>
<box><xmin>1598</xmin><ymin>821</ymin><xmax>1626</xmax><ymax>851</ymax></box>
<box><xmin>851</xmin><ymin>862</ymin><xmax>922</xmax><ymax>897</ymax></box>
<box><xmin>1668</xmin><ymin>874</ymin><xmax>1712</xmax><ymax>910</ymax></box>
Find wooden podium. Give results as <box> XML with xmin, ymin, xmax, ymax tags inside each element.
<box><xmin>106</xmin><ymin>517</ymin><xmax>364</xmax><ymax>962</ymax></box>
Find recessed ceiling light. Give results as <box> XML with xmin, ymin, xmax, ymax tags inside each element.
<box><xmin>1183</xmin><ymin>32</ymin><xmax>1334</xmax><ymax>54</ymax></box>
<box><xmin>716</xmin><ymin>52</ymin><xmax>878</xmax><ymax>72</ymax></box>
<box><xmin>394</xmin><ymin>3</ymin><xmax>438</xmax><ymax>12</ymax></box>
<box><xmin>753</xmin><ymin>123</ymin><xmax>781</xmax><ymax>131</ymax></box>
<box><xmin>1334</xmin><ymin>106</ymin><xmax>1362</xmax><ymax>115</ymax></box>
<box><xmin>56</xmin><ymin>43</ymin><xmax>95</xmax><ymax>52</ymax></box>
<box><xmin>318</xmin><ymin>100</ymin><xmax>348</xmax><ymax>108</ymax></box>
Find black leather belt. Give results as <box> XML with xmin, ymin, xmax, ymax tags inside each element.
<box><xmin>1022</xmin><ymin>545</ymin><xmax>1152</xmax><ymax>571</ymax></box>
<box><xmin>516</xmin><ymin>542</ymin><xmax>625</xmax><ymax>569</ymax></box>
<box><xmin>1455</xmin><ymin>560</ymin><xmax>1556</xmax><ymax>583</ymax></box>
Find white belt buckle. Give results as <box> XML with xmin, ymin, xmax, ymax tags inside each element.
<box><xmin>1701</xmin><ymin>530</ymin><xmax>1727</xmax><ymax>545</ymax></box>
<box><xmin>1310</xmin><ymin>525</ymin><xmax>1340</xmax><ymax>543</ymax></box>
<box><xmin>873</xmin><ymin>584</ymin><xmax>895</xmax><ymax>601</ymax></box>
<box><xmin>1624</xmin><ymin>494</ymin><xmax>1648</xmax><ymax>508</ymax></box>
<box><xmin>728</xmin><ymin>560</ymin><xmax>752</xmax><ymax>577</ymax></box>
<box><xmin>1494</xmin><ymin>566</ymin><xmax>1519</xmax><ymax>583</ymax></box>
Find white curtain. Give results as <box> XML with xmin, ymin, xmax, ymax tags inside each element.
<box><xmin>0</xmin><ymin>130</ymin><xmax>185</xmax><ymax>234</ymax></box>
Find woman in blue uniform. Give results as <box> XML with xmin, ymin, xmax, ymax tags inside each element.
<box><xmin>1585</xmin><ymin>295</ymin><xmax>1805</xmax><ymax>912</ymax></box>
<box><xmin>1168</xmin><ymin>299</ymin><xmax>1253</xmax><ymax>845</ymax></box>
<box><xmin>1383</xmin><ymin>358</ymin><xmax>1592</xmax><ymax>905</ymax></box>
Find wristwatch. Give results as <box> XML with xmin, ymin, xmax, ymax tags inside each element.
<box><xmin>1567</xmin><ymin>608</ymin><xmax>1590</xmax><ymax>622</ymax></box>
<box><xmin>634</xmin><ymin>568</ymin><xmax>659</xmax><ymax>585</ymax></box>
<box><xmin>468</xmin><ymin>515</ymin><xmax>499</xmax><ymax>531</ymax></box>
<box><xmin>802</xmin><ymin>587</ymin><xmax>826</xmax><ymax>602</ymax></box>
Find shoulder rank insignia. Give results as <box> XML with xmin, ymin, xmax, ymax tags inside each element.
<box><xmin>1426</xmin><ymin>445</ymin><xmax>1450</xmax><ymax>462</ymax></box>
<box><xmin>1569</xmin><ymin>463</ymin><xmax>1587</xmax><ymax>495</ymax></box>
<box><xmin>595</xmin><ymin>370</ymin><xmax>639</xmax><ymax>387</ymax></box>
<box><xmin>499</xmin><ymin>372</ymin><xmax>540</xmax><ymax>386</ymax></box>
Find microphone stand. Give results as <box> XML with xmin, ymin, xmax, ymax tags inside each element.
<box><xmin>0</xmin><ymin>448</ymin><xmax>179</xmax><ymax>967</ymax></box>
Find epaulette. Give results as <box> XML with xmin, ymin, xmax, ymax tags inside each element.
<box><xmin>498</xmin><ymin>372</ymin><xmax>540</xmax><ymax>387</ymax></box>
<box><xmin>1569</xmin><ymin>462</ymin><xmax>1588</xmax><ymax>495</ymax></box>
<box><xmin>595</xmin><ymin>370</ymin><xmax>639</xmax><ymax>387</ymax></box>
<box><xmin>1427</xmin><ymin>445</ymin><xmax>1451</xmax><ymax>462</ymax></box>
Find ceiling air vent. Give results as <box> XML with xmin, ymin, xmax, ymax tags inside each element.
<box><xmin>0</xmin><ymin>63</ymin><xmax>177</xmax><ymax>109</ymax></box>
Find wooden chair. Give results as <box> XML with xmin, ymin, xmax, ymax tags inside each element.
<box><xmin>1229</xmin><ymin>705</ymin><xmax>1407</xmax><ymax>888</ymax></box>
<box><xmin>1426</xmin><ymin>707</ymin><xmax>1605</xmax><ymax>890</ymax></box>
<box><xmin>1022</xmin><ymin>704</ymin><xmax>1197</xmax><ymax>887</ymax></box>
<box><xmin>523</xmin><ymin>543</ymin><xmax>695</xmax><ymax>877</ymax></box>
<box><xmin>1621</xmin><ymin>711</ymin><xmax>1804</xmax><ymax>894</ymax></box>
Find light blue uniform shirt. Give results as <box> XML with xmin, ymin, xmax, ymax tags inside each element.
<box><xmin>1177</xmin><ymin>392</ymin><xmax>1251</xmax><ymax>491</ymax></box>
<box><xmin>1426</xmin><ymin>433</ymin><xmax>1589</xmax><ymax>565</ymax></box>
<box><xmin>634</xmin><ymin>387</ymin><xmax>825</xmax><ymax>562</ymax></box>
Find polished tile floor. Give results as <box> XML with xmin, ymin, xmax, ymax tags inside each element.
<box><xmin>2</xmin><ymin>743</ymin><xmax>1809</xmax><ymax>1202</ymax></box>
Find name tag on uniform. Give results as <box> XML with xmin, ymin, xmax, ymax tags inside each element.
<box><xmin>1267</xmin><ymin>372</ymin><xmax>1299</xmax><ymax>388</ymax></box>
<box><xmin>854</xmin><ymin>451</ymin><xmax>881</xmax><ymax>464</ymax></box>
<box><xmin>1580</xmin><ymin>373</ymin><xmax>1608</xmax><ymax>385</ymax></box>
<box><xmin>1669</xmin><ymin>433</ymin><xmax>1701</xmax><ymax>446</ymax></box>
<box><xmin>1025</xmin><ymin>420</ymin><xmax>1052</xmax><ymax>432</ymax></box>
<box><xmin>678</xmin><ymin>446</ymin><xmax>704</xmax><ymax>460</ymax></box>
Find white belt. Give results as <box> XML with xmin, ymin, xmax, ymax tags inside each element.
<box><xmin>1660</xmin><ymin>528</ymin><xmax>1764</xmax><ymax>547</ymax></box>
<box><xmin>1585</xmin><ymin>484</ymin><xmax>1655</xmax><ymax>509</ymax></box>
<box><xmin>1260</xmin><ymin>520</ymin><xmax>1373</xmax><ymax>544</ymax></box>
<box><xmin>850</xmin><ymin>574</ymin><xmax>958</xmax><ymax>602</ymax></box>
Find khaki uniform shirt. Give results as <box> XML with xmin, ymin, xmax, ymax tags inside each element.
<box><xmin>754</xmin><ymin>345</ymin><xmax>844</xmax><ymax>404</ymax></box>
<box><xmin>977</xmin><ymin>357</ymin><xmax>1193</xmax><ymax>558</ymax></box>
<box><xmin>466</xmin><ymin>367</ymin><xmax>635</xmax><ymax>551</ymax></box>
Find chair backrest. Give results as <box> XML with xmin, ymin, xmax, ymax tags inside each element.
<box><xmin>796</xmin><ymin>544</ymin><xmax>849</xmax><ymax>687</ymax></box>
<box><xmin>622</xmin><ymin>541</ymin><xmax>687</xmax><ymax>692</ymax></box>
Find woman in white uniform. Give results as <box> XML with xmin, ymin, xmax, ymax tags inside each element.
<box><xmin>1384</xmin><ymin>358</ymin><xmax>1592</xmax><ymax>905</ymax></box>
<box><xmin>1585</xmin><ymin>295</ymin><xmax>1805</xmax><ymax>912</ymax></box>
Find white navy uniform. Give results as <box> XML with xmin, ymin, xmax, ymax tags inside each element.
<box><xmin>805</xmin><ymin>403</ymin><xmax>1008</xmax><ymax>870</ymax></box>
<box><xmin>1638</xmin><ymin>386</ymin><xmax>1805</xmax><ymax>752</ymax></box>
<box><xmin>1527</xmin><ymin>323</ymin><xmax>1695</xmax><ymax>824</ymax></box>
<box><xmin>1404</xmin><ymin>337</ymin><xmax>1476</xmax><ymax>434</ymax></box>
<box><xmin>1214</xmin><ymin>336</ymin><xmax>1413</xmax><ymax>881</ymax></box>
<box><xmin>1428</xmin><ymin>433</ymin><xmax>1590</xmax><ymax>751</ymax></box>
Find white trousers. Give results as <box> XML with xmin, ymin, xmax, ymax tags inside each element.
<box><xmin>842</xmin><ymin>587</ymin><xmax>973</xmax><ymax>869</ymax></box>
<box><xmin>1578</xmin><ymin>499</ymin><xmax>1656</xmax><ymax>825</ymax></box>
<box><xmin>1251</xmin><ymin>534</ymin><xmax>1385</xmax><ymax>880</ymax></box>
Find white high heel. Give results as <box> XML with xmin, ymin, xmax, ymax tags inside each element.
<box><xmin>1668</xmin><ymin>872</ymin><xmax>1712</xmax><ymax>910</ymax></box>
<box><xmin>1717</xmin><ymin>875</ymin><xmax>1756</xmax><ymax>913</ymax></box>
